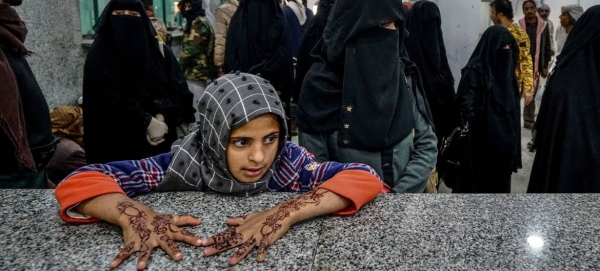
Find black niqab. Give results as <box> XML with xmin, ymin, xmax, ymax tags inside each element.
<box><xmin>405</xmin><ymin>1</ymin><xmax>458</xmax><ymax>141</ymax></box>
<box><xmin>91</xmin><ymin>0</ymin><xmax>162</xmax><ymax>78</ymax></box>
<box><xmin>293</xmin><ymin>0</ymin><xmax>334</xmax><ymax>102</ymax></box>
<box><xmin>465</xmin><ymin>26</ymin><xmax>519</xmax><ymax>115</ymax></box>
<box><xmin>83</xmin><ymin>0</ymin><xmax>195</xmax><ymax>164</ymax></box>
<box><xmin>528</xmin><ymin>6</ymin><xmax>600</xmax><ymax>193</ymax></box>
<box><xmin>224</xmin><ymin>0</ymin><xmax>293</xmax><ymax>115</ymax></box>
<box><xmin>297</xmin><ymin>0</ymin><xmax>416</xmax><ymax>151</ymax></box>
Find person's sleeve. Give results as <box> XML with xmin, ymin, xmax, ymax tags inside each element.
<box><xmin>456</xmin><ymin>70</ymin><xmax>477</xmax><ymax>125</ymax></box>
<box><xmin>270</xmin><ymin>142</ymin><xmax>390</xmax><ymax>192</ymax></box>
<box><xmin>213</xmin><ymin>9</ymin><xmax>227</xmax><ymax>67</ymax></box>
<box><xmin>542</xmin><ymin>27</ymin><xmax>552</xmax><ymax>69</ymax></box>
<box><xmin>316</xmin><ymin>170</ymin><xmax>382</xmax><ymax>215</ymax></box>
<box><xmin>393</xmin><ymin>92</ymin><xmax>438</xmax><ymax>193</ymax></box>
<box><xmin>517</xmin><ymin>28</ymin><xmax>534</xmax><ymax>93</ymax></box>
<box><xmin>54</xmin><ymin>153</ymin><xmax>172</xmax><ymax>223</ymax></box>
<box><xmin>519</xmin><ymin>34</ymin><xmax>533</xmax><ymax>92</ymax></box>
<box><xmin>55</xmin><ymin>171</ymin><xmax>125</xmax><ymax>223</ymax></box>
<box><xmin>179</xmin><ymin>19</ymin><xmax>208</xmax><ymax>66</ymax></box>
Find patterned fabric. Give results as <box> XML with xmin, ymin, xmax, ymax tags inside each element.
<box><xmin>65</xmin><ymin>152</ymin><xmax>172</xmax><ymax>197</ymax></box>
<box><xmin>179</xmin><ymin>16</ymin><xmax>217</xmax><ymax>81</ymax></box>
<box><xmin>160</xmin><ymin>73</ymin><xmax>288</xmax><ymax>196</ymax></box>
<box><xmin>508</xmin><ymin>22</ymin><xmax>534</xmax><ymax>93</ymax></box>
<box><xmin>64</xmin><ymin>142</ymin><xmax>383</xmax><ymax>197</ymax></box>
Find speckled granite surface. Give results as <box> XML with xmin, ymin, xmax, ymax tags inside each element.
<box><xmin>314</xmin><ymin>194</ymin><xmax>600</xmax><ymax>271</ymax></box>
<box><xmin>2</xmin><ymin>192</ymin><xmax>600</xmax><ymax>270</ymax></box>
<box><xmin>0</xmin><ymin>190</ymin><xmax>318</xmax><ymax>271</ymax></box>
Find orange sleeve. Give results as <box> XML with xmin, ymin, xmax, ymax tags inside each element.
<box><xmin>316</xmin><ymin>170</ymin><xmax>383</xmax><ymax>215</ymax></box>
<box><xmin>54</xmin><ymin>171</ymin><xmax>126</xmax><ymax>223</ymax></box>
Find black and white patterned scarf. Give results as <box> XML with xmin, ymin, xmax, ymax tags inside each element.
<box><xmin>156</xmin><ymin>72</ymin><xmax>288</xmax><ymax>196</ymax></box>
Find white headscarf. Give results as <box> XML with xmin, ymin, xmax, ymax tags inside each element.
<box><xmin>287</xmin><ymin>0</ymin><xmax>307</xmax><ymax>25</ymax></box>
<box><xmin>561</xmin><ymin>5</ymin><xmax>584</xmax><ymax>21</ymax></box>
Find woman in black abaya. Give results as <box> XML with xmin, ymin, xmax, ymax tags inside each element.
<box><xmin>528</xmin><ymin>6</ymin><xmax>600</xmax><ymax>193</ymax></box>
<box><xmin>224</xmin><ymin>0</ymin><xmax>294</xmax><ymax>119</ymax></box>
<box><xmin>83</xmin><ymin>0</ymin><xmax>195</xmax><ymax>164</ymax></box>
<box><xmin>405</xmin><ymin>0</ymin><xmax>458</xmax><ymax>145</ymax></box>
<box><xmin>296</xmin><ymin>0</ymin><xmax>438</xmax><ymax>193</ymax></box>
<box><xmin>454</xmin><ymin>25</ymin><xmax>521</xmax><ymax>193</ymax></box>
<box><xmin>293</xmin><ymin>0</ymin><xmax>334</xmax><ymax>104</ymax></box>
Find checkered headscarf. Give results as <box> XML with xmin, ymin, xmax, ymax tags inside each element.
<box><xmin>156</xmin><ymin>72</ymin><xmax>288</xmax><ymax>196</ymax></box>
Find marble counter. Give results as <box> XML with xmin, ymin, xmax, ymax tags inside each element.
<box><xmin>1</xmin><ymin>191</ymin><xmax>599</xmax><ymax>270</ymax></box>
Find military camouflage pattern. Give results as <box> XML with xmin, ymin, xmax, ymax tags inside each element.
<box><xmin>179</xmin><ymin>17</ymin><xmax>217</xmax><ymax>81</ymax></box>
<box><xmin>508</xmin><ymin>22</ymin><xmax>534</xmax><ymax>93</ymax></box>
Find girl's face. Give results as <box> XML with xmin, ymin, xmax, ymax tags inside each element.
<box><xmin>226</xmin><ymin>114</ymin><xmax>281</xmax><ymax>183</ymax></box>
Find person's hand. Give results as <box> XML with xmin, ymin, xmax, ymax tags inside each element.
<box><xmin>541</xmin><ymin>68</ymin><xmax>549</xmax><ymax>78</ymax></box>
<box><xmin>111</xmin><ymin>201</ymin><xmax>203</xmax><ymax>270</ymax></box>
<box><xmin>201</xmin><ymin>207</ymin><xmax>294</xmax><ymax>266</ymax></box>
<box><xmin>146</xmin><ymin>116</ymin><xmax>168</xmax><ymax>146</ymax></box>
<box><xmin>524</xmin><ymin>92</ymin><xmax>534</xmax><ymax>105</ymax></box>
<box><xmin>179</xmin><ymin>122</ymin><xmax>197</xmax><ymax>135</ymax></box>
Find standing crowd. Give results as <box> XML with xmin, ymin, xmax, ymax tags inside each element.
<box><xmin>1</xmin><ymin>0</ymin><xmax>599</xmax><ymax>269</ymax></box>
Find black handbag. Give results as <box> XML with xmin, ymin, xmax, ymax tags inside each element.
<box><xmin>438</xmin><ymin>123</ymin><xmax>469</xmax><ymax>188</ymax></box>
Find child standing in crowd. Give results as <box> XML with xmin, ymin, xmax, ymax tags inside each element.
<box><xmin>55</xmin><ymin>73</ymin><xmax>385</xmax><ymax>270</ymax></box>
<box><xmin>178</xmin><ymin>0</ymin><xmax>217</xmax><ymax>121</ymax></box>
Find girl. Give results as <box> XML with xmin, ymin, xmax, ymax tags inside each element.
<box><xmin>55</xmin><ymin>72</ymin><xmax>385</xmax><ymax>270</ymax></box>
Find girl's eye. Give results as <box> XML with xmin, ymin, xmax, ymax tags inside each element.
<box><xmin>264</xmin><ymin>136</ymin><xmax>277</xmax><ymax>144</ymax></box>
<box><xmin>233</xmin><ymin>139</ymin><xmax>248</xmax><ymax>147</ymax></box>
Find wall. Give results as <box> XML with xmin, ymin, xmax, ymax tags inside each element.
<box><xmin>437</xmin><ymin>0</ymin><xmax>482</xmax><ymax>91</ymax></box>
<box><xmin>15</xmin><ymin>0</ymin><xmax>85</xmax><ymax>109</ymax></box>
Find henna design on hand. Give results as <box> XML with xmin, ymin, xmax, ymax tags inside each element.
<box><xmin>234</xmin><ymin>237</ymin><xmax>257</xmax><ymax>259</ymax></box>
<box><xmin>257</xmin><ymin>190</ymin><xmax>330</xmax><ymax>257</ymax></box>
<box><xmin>160</xmin><ymin>235</ymin><xmax>182</xmax><ymax>254</ymax></box>
<box><xmin>212</xmin><ymin>228</ymin><xmax>237</xmax><ymax>244</ymax></box>
<box><xmin>180</xmin><ymin>229</ymin><xmax>196</xmax><ymax>237</ymax></box>
<box><xmin>152</xmin><ymin>214</ymin><xmax>174</xmax><ymax>234</ymax></box>
<box><xmin>117</xmin><ymin>201</ymin><xmax>152</xmax><ymax>258</ymax></box>
<box><xmin>209</xmin><ymin>189</ymin><xmax>330</xmax><ymax>262</ymax></box>
<box><xmin>114</xmin><ymin>241</ymin><xmax>135</xmax><ymax>262</ymax></box>
<box><xmin>211</xmin><ymin>228</ymin><xmax>244</xmax><ymax>250</ymax></box>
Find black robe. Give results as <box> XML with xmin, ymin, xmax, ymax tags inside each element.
<box><xmin>454</xmin><ymin>25</ymin><xmax>521</xmax><ymax>193</ymax></box>
<box><xmin>292</xmin><ymin>0</ymin><xmax>334</xmax><ymax>103</ymax></box>
<box><xmin>83</xmin><ymin>0</ymin><xmax>195</xmax><ymax>164</ymax></box>
<box><xmin>528</xmin><ymin>6</ymin><xmax>600</xmax><ymax>193</ymax></box>
<box><xmin>296</xmin><ymin>0</ymin><xmax>415</xmax><ymax>151</ymax></box>
<box><xmin>224</xmin><ymin>0</ymin><xmax>294</xmax><ymax>117</ymax></box>
<box><xmin>405</xmin><ymin>1</ymin><xmax>458</xmax><ymax>143</ymax></box>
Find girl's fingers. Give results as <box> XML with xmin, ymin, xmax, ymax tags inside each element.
<box><xmin>110</xmin><ymin>241</ymin><xmax>136</xmax><ymax>269</ymax></box>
